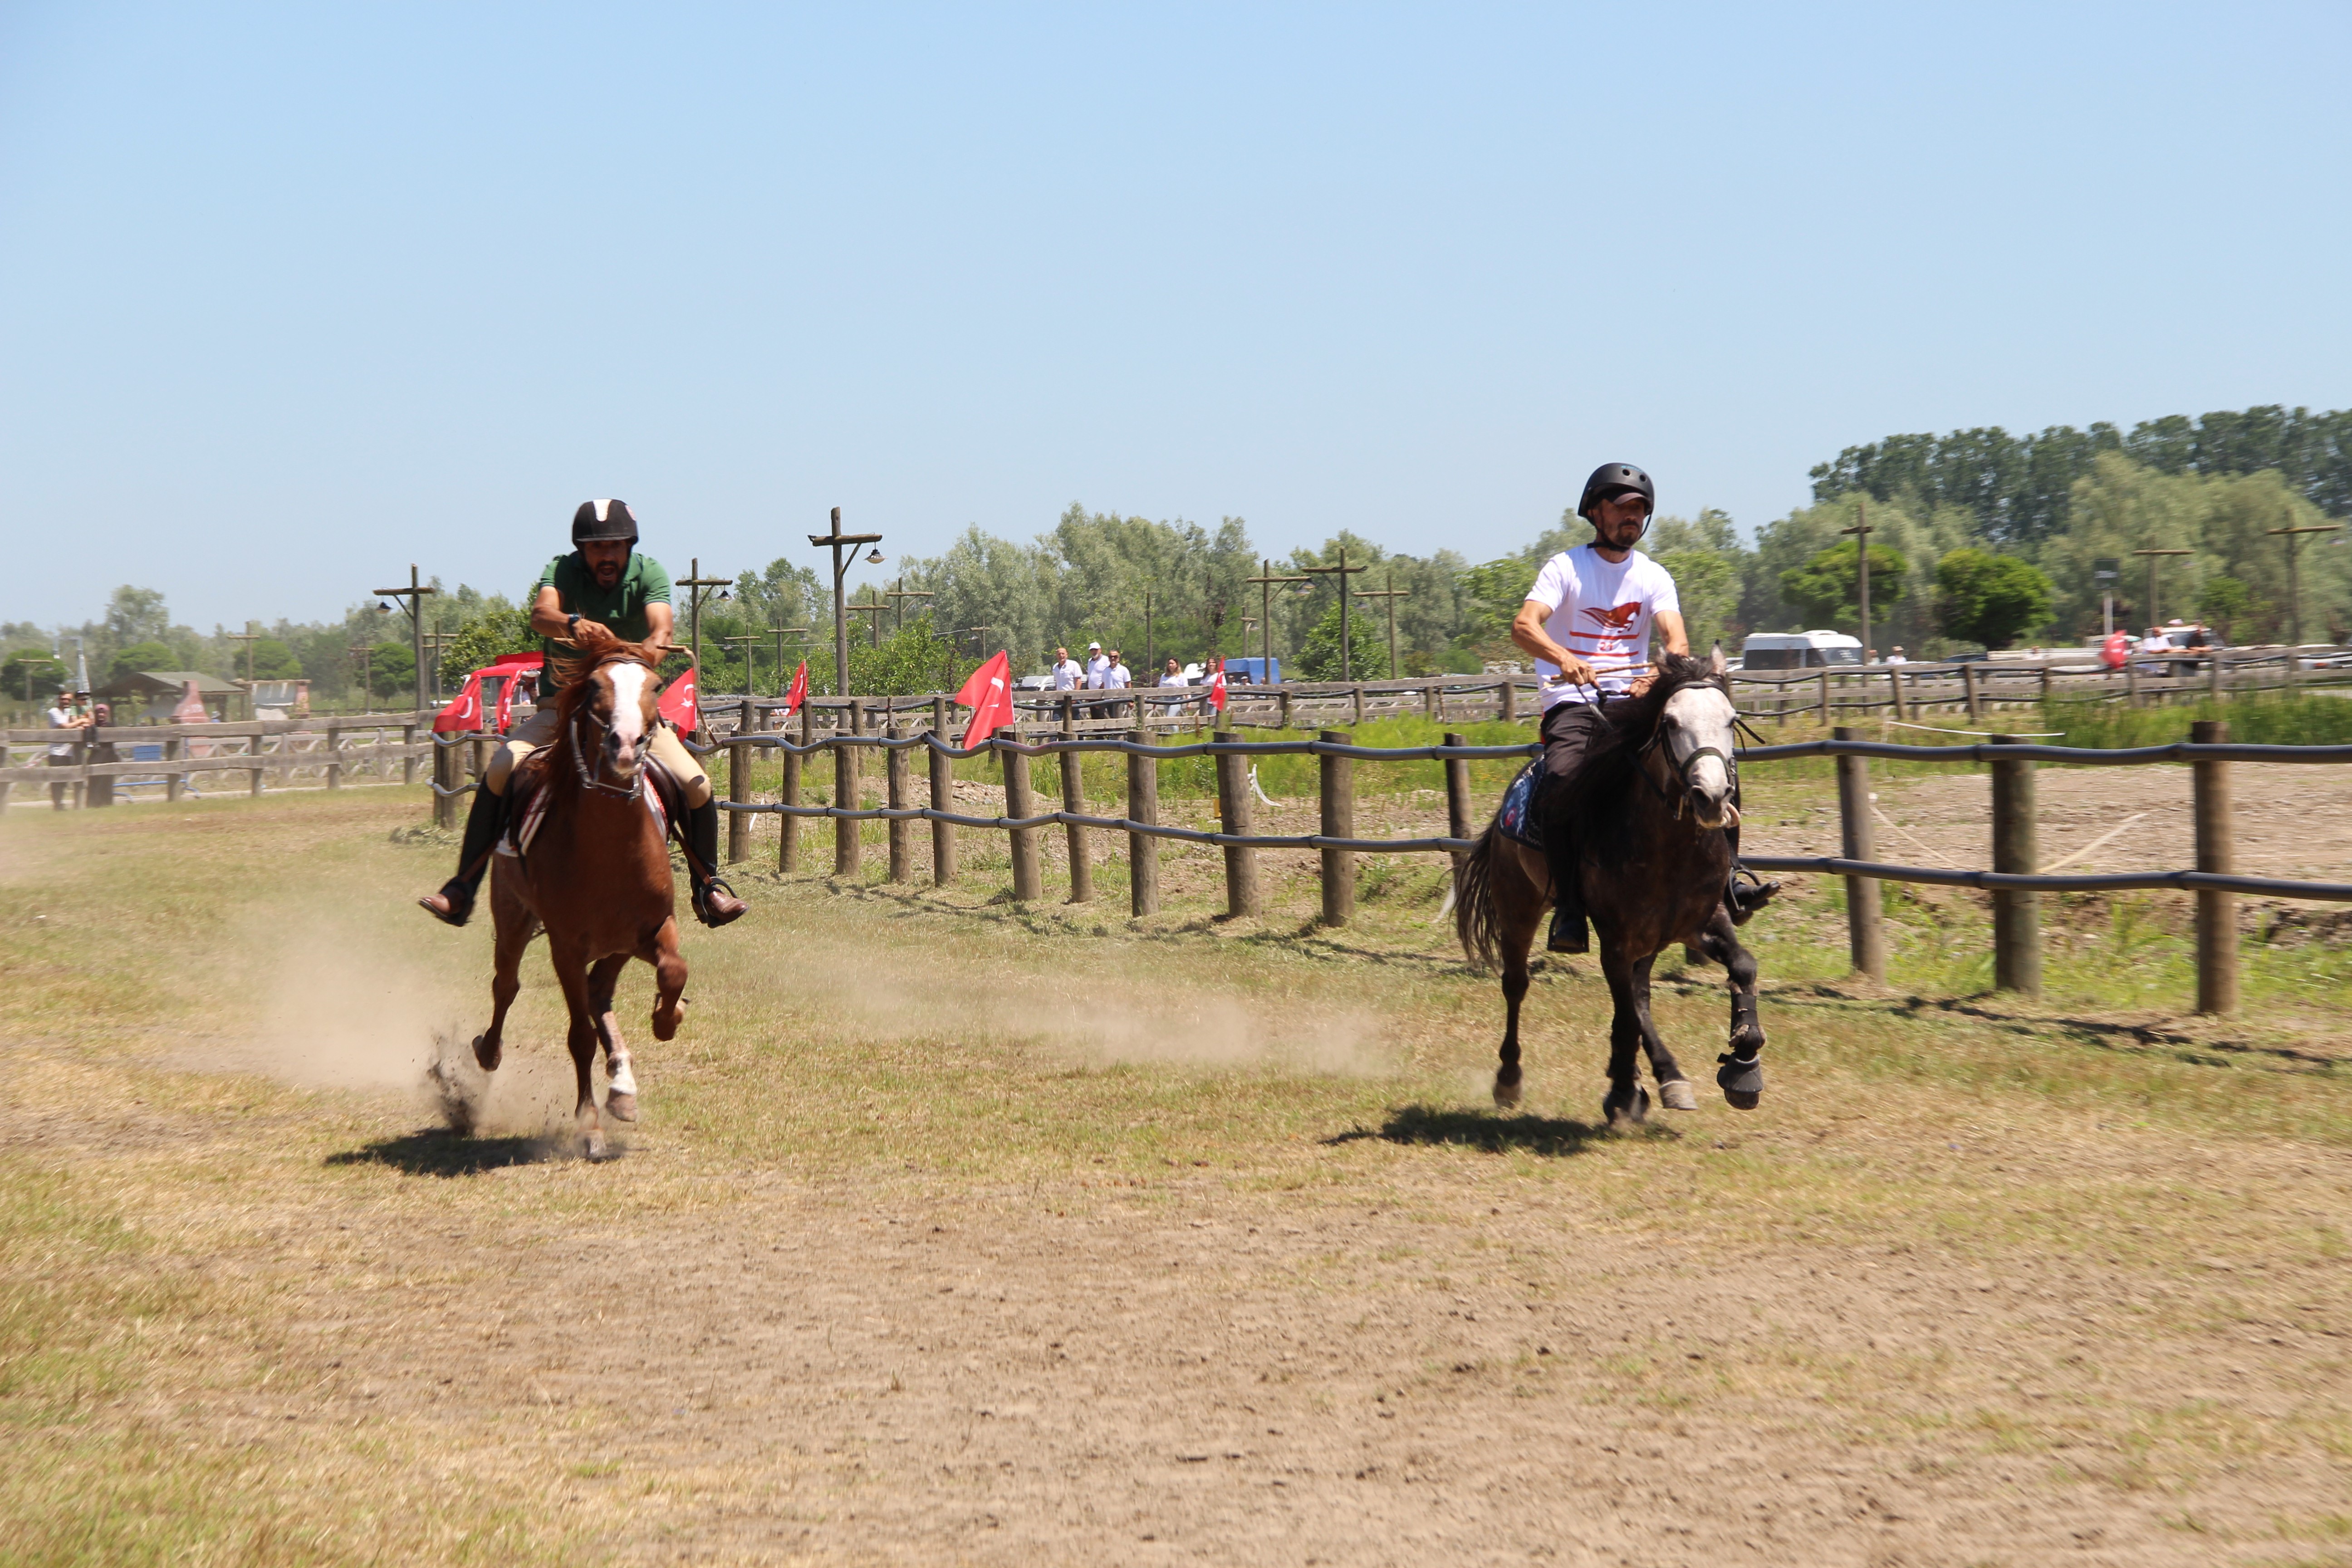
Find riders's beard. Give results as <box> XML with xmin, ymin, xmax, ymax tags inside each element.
<box><xmin>592</xmin><ymin>565</ymin><xmax>622</xmax><ymax>588</ymax></box>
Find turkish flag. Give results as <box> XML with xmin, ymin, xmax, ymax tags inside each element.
<box><xmin>1208</xmin><ymin>657</ymin><xmax>1228</xmax><ymax>713</ymax></box>
<box><xmin>783</xmin><ymin>660</ymin><xmax>808</xmax><ymax>715</ymax></box>
<box><xmin>955</xmin><ymin>651</ymin><xmax>1015</xmax><ymax>750</ymax></box>
<box><xmin>433</xmin><ymin>671</ymin><xmax>483</xmax><ymax>735</ymax></box>
<box><xmin>658</xmin><ymin>661</ymin><xmax>699</xmax><ymax>733</ymax></box>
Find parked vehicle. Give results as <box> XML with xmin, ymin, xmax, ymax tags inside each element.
<box><xmin>1738</xmin><ymin>631</ymin><xmax>1864</xmax><ymax>670</ymax></box>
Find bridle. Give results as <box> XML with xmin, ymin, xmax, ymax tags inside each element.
<box><xmin>565</xmin><ymin>667</ymin><xmax>650</xmax><ymax>801</ymax></box>
<box><xmin>1630</xmin><ymin>680</ymin><xmax>1740</xmax><ymax>824</ymax></box>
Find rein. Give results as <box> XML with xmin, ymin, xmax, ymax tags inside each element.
<box><xmin>560</xmin><ymin>660</ymin><xmax>655</xmax><ymax>802</ymax></box>
<box><xmin>1626</xmin><ymin>680</ymin><xmax>1740</xmax><ymax>823</ymax></box>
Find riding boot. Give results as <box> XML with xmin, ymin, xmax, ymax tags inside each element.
<box><xmin>418</xmin><ymin>783</ymin><xmax>508</xmax><ymax>927</ymax></box>
<box><xmin>1723</xmin><ymin>818</ymin><xmax>1780</xmax><ymax>925</ymax></box>
<box><xmin>1544</xmin><ymin>828</ymin><xmax>1588</xmax><ymax>955</ymax></box>
<box><xmin>685</xmin><ymin>798</ymin><xmax>748</xmax><ymax>927</ymax></box>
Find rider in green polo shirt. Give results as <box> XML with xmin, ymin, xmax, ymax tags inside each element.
<box><xmin>418</xmin><ymin>498</ymin><xmax>747</xmax><ymax>931</ymax></box>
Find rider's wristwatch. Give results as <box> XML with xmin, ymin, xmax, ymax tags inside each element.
<box><xmin>566</xmin><ymin>612</ymin><xmax>581</xmax><ymax>640</ymax></box>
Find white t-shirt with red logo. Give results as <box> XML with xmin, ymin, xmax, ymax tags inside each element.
<box><xmin>1526</xmin><ymin>544</ymin><xmax>1681</xmax><ymax>710</ymax></box>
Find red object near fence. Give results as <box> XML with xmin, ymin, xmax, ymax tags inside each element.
<box><xmin>2101</xmin><ymin>631</ymin><xmax>2131</xmax><ymax>670</ymax></box>
<box><xmin>433</xmin><ymin>652</ymin><xmax>544</xmax><ymax>735</ymax></box>
<box><xmin>1207</xmin><ymin>658</ymin><xmax>1228</xmax><ymax>713</ymax></box>
<box><xmin>657</xmin><ymin>660</ymin><xmax>699</xmax><ymax>733</ymax></box>
<box><xmin>955</xmin><ymin>652</ymin><xmax>1014</xmax><ymax>749</ymax></box>
<box><xmin>783</xmin><ymin>660</ymin><xmax>808</xmax><ymax>716</ymax></box>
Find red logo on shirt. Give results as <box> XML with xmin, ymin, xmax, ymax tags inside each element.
<box><xmin>1582</xmin><ymin>603</ymin><xmax>1642</xmax><ymax>631</ymax></box>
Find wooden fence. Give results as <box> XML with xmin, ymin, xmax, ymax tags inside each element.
<box><xmin>708</xmin><ymin>716</ymin><xmax>2352</xmax><ymax>1019</ymax></box>
<box><xmin>0</xmin><ymin>715</ymin><xmax>434</xmax><ymax>810</ymax></box>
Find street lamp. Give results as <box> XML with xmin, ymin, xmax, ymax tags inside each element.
<box><xmin>808</xmin><ymin>508</ymin><xmax>884</xmax><ymax>698</ymax></box>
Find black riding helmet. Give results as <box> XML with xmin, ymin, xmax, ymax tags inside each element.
<box><xmin>572</xmin><ymin>498</ymin><xmax>639</xmax><ymax>544</ymax></box>
<box><xmin>1576</xmin><ymin>463</ymin><xmax>1656</xmax><ymax>539</ymax></box>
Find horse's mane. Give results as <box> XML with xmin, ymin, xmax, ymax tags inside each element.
<box><xmin>1544</xmin><ymin>653</ymin><xmax>1729</xmax><ymax>822</ymax></box>
<box><xmin>547</xmin><ymin>630</ymin><xmax>664</xmax><ymax>725</ymax></box>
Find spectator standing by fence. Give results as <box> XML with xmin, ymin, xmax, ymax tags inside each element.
<box><xmin>45</xmin><ymin>691</ymin><xmax>89</xmax><ymax>809</ymax></box>
<box><xmin>1105</xmin><ymin>647</ymin><xmax>1132</xmax><ymax>718</ymax></box>
<box><xmin>1049</xmin><ymin>647</ymin><xmax>1082</xmax><ymax>691</ymax></box>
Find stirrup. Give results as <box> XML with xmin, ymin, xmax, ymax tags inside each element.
<box><xmin>419</xmin><ymin>878</ymin><xmax>475</xmax><ymax>928</ymax></box>
<box><xmin>1546</xmin><ymin>902</ymin><xmax>1589</xmax><ymax>955</ymax></box>
<box><xmin>1727</xmin><ymin>867</ymin><xmax>1780</xmax><ymax>926</ymax></box>
<box><xmin>693</xmin><ymin>875</ymin><xmax>747</xmax><ymax>928</ymax></box>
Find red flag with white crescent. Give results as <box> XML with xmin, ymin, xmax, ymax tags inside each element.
<box><xmin>433</xmin><ymin>671</ymin><xmax>483</xmax><ymax>735</ymax></box>
<box><xmin>1208</xmin><ymin>657</ymin><xmax>1228</xmax><ymax>713</ymax></box>
<box><xmin>954</xmin><ymin>650</ymin><xmax>1014</xmax><ymax>750</ymax></box>
<box><xmin>658</xmin><ymin>662</ymin><xmax>699</xmax><ymax>732</ymax></box>
<box><xmin>783</xmin><ymin>660</ymin><xmax>808</xmax><ymax>715</ymax></box>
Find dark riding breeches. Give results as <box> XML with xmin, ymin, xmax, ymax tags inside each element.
<box><xmin>1537</xmin><ymin>698</ymin><xmax>1624</xmax><ymax>912</ymax></box>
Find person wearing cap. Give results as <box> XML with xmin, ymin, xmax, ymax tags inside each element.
<box><xmin>418</xmin><ymin>499</ymin><xmax>746</xmax><ymax>930</ymax></box>
<box><xmin>45</xmin><ymin>689</ymin><xmax>91</xmax><ymax>810</ymax></box>
<box><xmin>1511</xmin><ymin>462</ymin><xmax>1773</xmax><ymax>953</ymax></box>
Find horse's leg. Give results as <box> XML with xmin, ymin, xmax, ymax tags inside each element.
<box><xmin>551</xmin><ymin>946</ymin><xmax>606</xmax><ymax>1158</ymax></box>
<box><xmin>1493</xmin><ymin>850</ymin><xmax>1543</xmax><ymax>1108</ymax></box>
<box><xmin>1696</xmin><ymin>906</ymin><xmax>1767</xmax><ymax>1109</ymax></box>
<box><xmin>1596</xmin><ymin>938</ymin><xmax>1649</xmax><ymax>1128</ymax></box>
<box><xmin>586</xmin><ymin>953</ymin><xmax>637</xmax><ymax>1123</ymax></box>
<box><xmin>648</xmin><ymin>917</ymin><xmax>688</xmax><ymax>1043</ymax></box>
<box><xmin>472</xmin><ymin>862</ymin><xmax>532</xmax><ymax>1074</ymax></box>
<box><xmin>1631</xmin><ymin>952</ymin><xmax>1698</xmax><ymax>1112</ymax></box>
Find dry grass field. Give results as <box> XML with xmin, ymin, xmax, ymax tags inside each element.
<box><xmin>3</xmin><ymin>764</ymin><xmax>2349</xmax><ymax>1566</ymax></box>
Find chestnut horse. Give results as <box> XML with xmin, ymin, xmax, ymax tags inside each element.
<box><xmin>470</xmin><ymin>634</ymin><xmax>687</xmax><ymax>1157</ymax></box>
<box><xmin>1454</xmin><ymin>652</ymin><xmax>1767</xmax><ymax>1126</ymax></box>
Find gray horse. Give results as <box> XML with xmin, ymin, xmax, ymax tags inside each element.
<box><xmin>1455</xmin><ymin>652</ymin><xmax>1767</xmax><ymax>1125</ymax></box>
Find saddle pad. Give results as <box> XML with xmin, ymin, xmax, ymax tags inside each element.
<box><xmin>1497</xmin><ymin>758</ymin><xmax>1545</xmax><ymax>849</ymax></box>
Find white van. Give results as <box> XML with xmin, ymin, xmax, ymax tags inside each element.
<box><xmin>1739</xmin><ymin>631</ymin><xmax>1865</xmax><ymax>670</ymax></box>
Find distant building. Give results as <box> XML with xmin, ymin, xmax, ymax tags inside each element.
<box><xmin>93</xmin><ymin>670</ymin><xmax>245</xmax><ymax>722</ymax></box>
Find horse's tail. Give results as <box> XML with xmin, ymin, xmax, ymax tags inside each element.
<box><xmin>1454</xmin><ymin>822</ymin><xmax>1504</xmax><ymax>975</ymax></box>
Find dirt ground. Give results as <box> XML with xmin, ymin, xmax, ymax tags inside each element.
<box><xmin>4</xmin><ymin>786</ymin><xmax>2350</xmax><ymax>1566</ymax></box>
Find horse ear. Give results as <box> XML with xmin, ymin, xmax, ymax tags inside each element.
<box><xmin>1707</xmin><ymin>644</ymin><xmax>1728</xmax><ymax>676</ymax></box>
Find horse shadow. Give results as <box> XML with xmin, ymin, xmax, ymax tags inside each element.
<box><xmin>324</xmin><ymin>1127</ymin><xmax>564</xmax><ymax>1177</ymax></box>
<box><xmin>1326</xmin><ymin>1104</ymin><xmax>1644</xmax><ymax>1158</ymax></box>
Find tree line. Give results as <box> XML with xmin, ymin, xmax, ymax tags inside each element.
<box><xmin>9</xmin><ymin>401</ymin><xmax>2347</xmax><ymax>707</ymax></box>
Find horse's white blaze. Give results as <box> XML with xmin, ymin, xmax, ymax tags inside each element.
<box><xmin>1665</xmin><ymin>686</ymin><xmax>1738</xmax><ymax>801</ymax></box>
<box><xmin>606</xmin><ymin>664</ymin><xmax>648</xmax><ymax>749</ymax></box>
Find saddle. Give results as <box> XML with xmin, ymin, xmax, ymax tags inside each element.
<box><xmin>499</xmin><ymin>749</ymin><xmax>693</xmax><ymax>872</ymax></box>
<box><xmin>1496</xmin><ymin>759</ymin><xmax>1546</xmax><ymax>850</ymax></box>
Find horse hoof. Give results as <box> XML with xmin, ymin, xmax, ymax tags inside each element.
<box><xmin>583</xmin><ymin>1128</ymin><xmax>608</xmax><ymax>1161</ymax></box>
<box><xmin>604</xmin><ymin>1090</ymin><xmax>637</xmax><ymax>1123</ymax></box>
<box><xmin>1603</xmin><ymin>1085</ymin><xmax>1650</xmax><ymax>1128</ymax></box>
<box><xmin>1717</xmin><ymin>1053</ymin><xmax>1764</xmax><ymax>1110</ymax></box>
<box><xmin>1658</xmin><ymin>1078</ymin><xmax>1699</xmax><ymax>1112</ymax></box>
<box><xmin>1493</xmin><ymin>1076</ymin><xmax>1522</xmax><ymax>1109</ymax></box>
<box><xmin>471</xmin><ymin>1034</ymin><xmax>502</xmax><ymax>1073</ymax></box>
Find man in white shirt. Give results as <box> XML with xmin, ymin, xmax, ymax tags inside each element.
<box><xmin>1509</xmin><ymin>462</ymin><xmax>1689</xmax><ymax>953</ymax></box>
<box><xmin>1049</xmin><ymin>647</ymin><xmax>1083</xmax><ymax>691</ymax></box>
<box><xmin>46</xmin><ymin>691</ymin><xmax>90</xmax><ymax>810</ymax></box>
<box><xmin>1083</xmin><ymin>642</ymin><xmax>1109</xmax><ymax>687</ymax></box>
<box><xmin>1104</xmin><ymin>647</ymin><xmax>1132</xmax><ymax>718</ymax></box>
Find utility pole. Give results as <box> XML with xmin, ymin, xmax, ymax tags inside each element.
<box><xmin>1245</xmin><ymin>560</ymin><xmax>1309</xmax><ymax>681</ymax></box>
<box><xmin>2268</xmin><ymin>525</ymin><xmax>2343</xmax><ymax>647</ymax></box>
<box><xmin>372</xmin><ymin>564</ymin><xmax>438</xmax><ymax>717</ymax></box>
<box><xmin>420</xmin><ymin>629</ymin><xmax>457</xmax><ymax>702</ymax></box>
<box><xmin>347</xmin><ymin>645</ymin><xmax>375</xmax><ymax>714</ymax></box>
<box><xmin>2131</xmin><ymin>548</ymin><xmax>2194</xmax><ymax>631</ymax></box>
<box><xmin>226</xmin><ymin>623</ymin><xmax>261</xmax><ymax>720</ymax></box>
<box><xmin>1839</xmin><ymin>502</ymin><xmax>1874</xmax><ymax>658</ymax></box>
<box><xmin>1140</xmin><ymin>586</ymin><xmax>1155</xmax><ymax>678</ymax></box>
<box><xmin>1352</xmin><ymin>573</ymin><xmax>1410</xmax><ymax>680</ymax></box>
<box><xmin>676</xmin><ymin>557</ymin><xmax>734</xmax><ymax>677</ymax></box>
<box><xmin>885</xmin><ymin>578</ymin><xmax>934</xmax><ymax>634</ymax></box>
<box><xmin>809</xmin><ymin>508</ymin><xmax>884</xmax><ymax>698</ymax></box>
<box><xmin>1301</xmin><ymin>549</ymin><xmax>1368</xmax><ymax>680</ymax></box>
<box><xmin>719</xmin><ymin>634</ymin><xmax>762</xmax><ymax>695</ymax></box>
<box><xmin>962</xmin><ymin>626</ymin><xmax>993</xmax><ymax>661</ymax></box>
<box><xmin>2092</xmin><ymin>556</ymin><xmax>2120</xmax><ymax>637</ymax></box>
<box><xmin>771</xmin><ymin>626</ymin><xmax>811</xmax><ymax>697</ymax></box>
<box><xmin>848</xmin><ymin>596</ymin><xmax>889</xmax><ymax>648</ymax></box>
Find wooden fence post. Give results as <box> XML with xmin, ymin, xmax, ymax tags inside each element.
<box><xmin>1990</xmin><ymin>732</ymin><xmax>2040</xmax><ymax>995</ymax></box>
<box><xmin>779</xmin><ymin>743</ymin><xmax>802</xmax><ymax>873</ymax></box>
<box><xmin>1961</xmin><ymin>662</ymin><xmax>1981</xmax><ymax>721</ymax></box>
<box><xmin>1499</xmin><ymin>678</ymin><xmax>1517</xmax><ymax>724</ymax></box>
<box><xmin>434</xmin><ymin>736</ymin><xmax>459</xmax><ymax>827</ymax></box>
<box><xmin>928</xmin><ymin>707</ymin><xmax>956</xmax><ymax>887</ymax></box>
<box><xmin>1127</xmin><ymin>728</ymin><xmax>1158</xmax><ymax>916</ymax></box>
<box><xmin>325</xmin><ymin>721</ymin><xmax>342</xmax><ymax>791</ymax></box>
<box><xmin>727</xmin><ymin>700</ymin><xmax>753</xmax><ymax>863</ymax></box>
<box><xmin>401</xmin><ymin>721</ymin><xmax>416</xmax><ymax>786</ymax></box>
<box><xmin>1278</xmin><ymin>688</ymin><xmax>1294</xmax><ymax>730</ymax></box>
<box><xmin>833</xmin><ymin>732</ymin><xmax>861</xmax><ymax>880</ymax></box>
<box><xmin>165</xmin><ymin>733</ymin><xmax>185</xmax><ymax>804</ymax></box>
<box><xmin>886</xmin><ymin>725</ymin><xmax>912</xmax><ymax>883</ymax></box>
<box><xmin>1059</xmin><ymin>703</ymin><xmax>1091</xmax><ymax>903</ymax></box>
<box><xmin>1443</xmin><ymin>730</ymin><xmax>1472</xmax><ymax>892</ymax></box>
<box><xmin>2038</xmin><ymin>666</ymin><xmax>2054</xmax><ymax>708</ymax></box>
<box><xmin>1319</xmin><ymin>729</ymin><xmax>1355</xmax><ymax>927</ymax></box>
<box><xmin>1000</xmin><ymin>727</ymin><xmax>1043</xmax><ymax>901</ymax></box>
<box><xmin>1352</xmin><ymin>684</ymin><xmax>1365</xmax><ymax>726</ymax></box>
<box><xmin>1817</xmin><ymin>671</ymin><xmax>1832</xmax><ymax>725</ymax></box>
<box><xmin>1213</xmin><ymin>729</ymin><xmax>1259</xmax><ymax>917</ymax></box>
<box><xmin>249</xmin><ymin>733</ymin><xmax>265</xmax><ymax>797</ymax></box>
<box><xmin>2208</xmin><ymin>650</ymin><xmax>2225</xmax><ymax>703</ymax></box>
<box><xmin>1888</xmin><ymin>666</ymin><xmax>1907</xmax><ymax>724</ymax></box>
<box><xmin>1833</xmin><ymin>726</ymin><xmax>1886</xmax><ymax>981</ymax></box>
<box><xmin>1423</xmin><ymin>682</ymin><xmax>1438</xmax><ymax>717</ymax></box>
<box><xmin>2124</xmin><ymin>662</ymin><xmax>2140</xmax><ymax>708</ymax></box>
<box><xmin>2193</xmin><ymin>718</ymin><xmax>2237</xmax><ymax>1015</ymax></box>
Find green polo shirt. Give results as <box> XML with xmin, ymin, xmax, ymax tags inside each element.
<box><xmin>533</xmin><ymin>550</ymin><xmax>672</xmax><ymax>693</ymax></box>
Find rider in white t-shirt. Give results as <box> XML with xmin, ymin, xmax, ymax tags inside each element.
<box><xmin>1511</xmin><ymin>462</ymin><xmax>1771</xmax><ymax>953</ymax></box>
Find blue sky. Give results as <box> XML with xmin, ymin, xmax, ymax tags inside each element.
<box><xmin>4</xmin><ymin>2</ymin><xmax>2348</xmax><ymax>630</ymax></box>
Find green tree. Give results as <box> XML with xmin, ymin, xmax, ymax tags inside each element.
<box><xmin>108</xmin><ymin>640</ymin><xmax>176</xmax><ymax>680</ymax></box>
<box><xmin>2196</xmin><ymin>575</ymin><xmax>2255</xmax><ymax>641</ymax></box>
<box><xmin>249</xmin><ymin>638</ymin><xmax>303</xmax><ymax>680</ymax></box>
<box><xmin>367</xmin><ymin>642</ymin><xmax>417</xmax><ymax>698</ymax></box>
<box><xmin>1778</xmin><ymin>541</ymin><xmax>1909</xmax><ymax>630</ymax></box>
<box><xmin>1294</xmin><ymin>599</ymin><xmax>1392</xmax><ymax>681</ymax></box>
<box><xmin>1934</xmin><ymin>549</ymin><xmax>2053</xmax><ymax>647</ymax></box>
<box><xmin>439</xmin><ymin>605</ymin><xmax>534</xmax><ymax>681</ymax></box>
<box><xmin>3</xmin><ymin>649</ymin><xmax>64</xmax><ymax>702</ymax></box>
<box><xmin>1653</xmin><ymin>549</ymin><xmax>1740</xmax><ymax>657</ymax></box>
